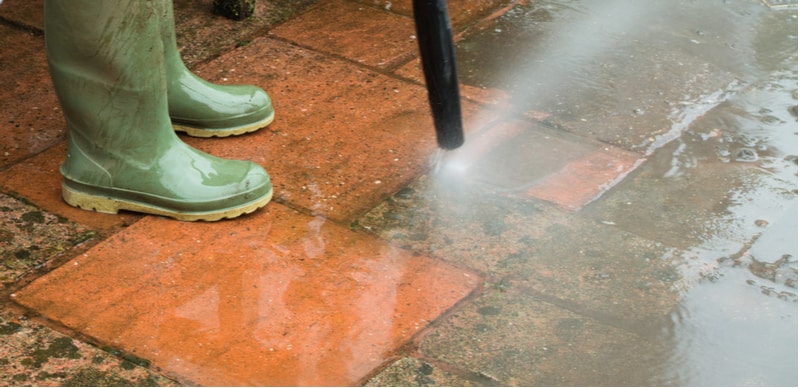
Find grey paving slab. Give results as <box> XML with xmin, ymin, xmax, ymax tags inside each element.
<box><xmin>358</xmin><ymin>172</ymin><xmax>684</xmax><ymax>323</ymax></box>
<box><xmin>0</xmin><ymin>193</ymin><xmax>95</xmax><ymax>291</ymax></box>
<box><xmin>0</xmin><ymin>309</ymin><xmax>178</xmax><ymax>386</ymax></box>
<box><xmin>364</xmin><ymin>357</ymin><xmax>479</xmax><ymax>387</ymax></box>
<box><xmin>451</xmin><ymin>0</ymin><xmax>757</xmax><ymax>154</ymax></box>
<box><xmin>582</xmin><ymin>141</ymin><xmax>795</xmax><ymax>251</ymax></box>
<box><xmin>582</xmin><ymin>69</ymin><xmax>798</xmax><ymax>251</ymax></box>
<box><xmin>419</xmin><ymin>285</ymin><xmax>672</xmax><ymax>386</ymax></box>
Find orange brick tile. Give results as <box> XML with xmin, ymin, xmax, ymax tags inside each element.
<box><xmin>525</xmin><ymin>147</ymin><xmax>643</xmax><ymax>210</ymax></box>
<box><xmin>0</xmin><ymin>0</ymin><xmax>44</xmax><ymax>31</ymax></box>
<box><xmin>0</xmin><ymin>25</ymin><xmax>64</xmax><ymax>170</ymax></box>
<box><xmin>349</xmin><ymin>0</ymin><xmax>513</xmax><ymax>29</ymax></box>
<box><xmin>437</xmin><ymin>118</ymin><xmax>642</xmax><ymax>210</ymax></box>
<box><xmin>186</xmin><ymin>37</ymin><xmax>443</xmax><ymax>223</ymax></box>
<box><xmin>13</xmin><ymin>204</ymin><xmax>481</xmax><ymax>386</ymax></box>
<box><xmin>271</xmin><ymin>0</ymin><xmax>418</xmax><ymax>69</ymax></box>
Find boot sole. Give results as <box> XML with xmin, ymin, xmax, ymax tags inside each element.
<box><xmin>172</xmin><ymin>111</ymin><xmax>274</xmax><ymax>138</ymax></box>
<box><xmin>62</xmin><ymin>181</ymin><xmax>273</xmax><ymax>222</ymax></box>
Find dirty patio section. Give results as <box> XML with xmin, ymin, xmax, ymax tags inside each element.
<box><xmin>2</xmin><ymin>0</ymin><xmax>798</xmax><ymax>386</ymax></box>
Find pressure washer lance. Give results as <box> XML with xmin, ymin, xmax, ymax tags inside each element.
<box><xmin>413</xmin><ymin>0</ymin><xmax>465</xmax><ymax>150</ymax></box>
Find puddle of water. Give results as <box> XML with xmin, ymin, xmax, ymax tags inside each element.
<box><xmin>658</xmin><ymin>266</ymin><xmax>797</xmax><ymax>386</ymax></box>
<box><xmin>656</xmin><ymin>173</ymin><xmax>798</xmax><ymax>385</ymax></box>
<box><xmin>628</xmin><ymin>4</ymin><xmax>797</xmax><ymax>385</ymax></box>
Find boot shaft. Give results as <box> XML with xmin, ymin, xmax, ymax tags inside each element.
<box><xmin>45</xmin><ymin>0</ymin><xmax>170</xmax><ymax>86</ymax></box>
<box><xmin>45</xmin><ymin>0</ymin><xmax>176</xmax><ymax>161</ymax></box>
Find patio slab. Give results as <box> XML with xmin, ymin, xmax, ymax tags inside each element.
<box><xmin>448</xmin><ymin>0</ymin><xmax>744</xmax><ymax>154</ymax></box>
<box><xmin>271</xmin><ymin>0</ymin><xmax>418</xmax><ymax>70</ymax></box>
<box><xmin>351</xmin><ymin>0</ymin><xmax>513</xmax><ymax>29</ymax></box>
<box><xmin>2</xmin><ymin>0</ymin><xmax>793</xmax><ymax>385</ymax></box>
<box><xmin>171</xmin><ymin>0</ymin><xmax>318</xmax><ymax>68</ymax></box>
<box><xmin>0</xmin><ymin>0</ymin><xmax>43</xmax><ymax>31</ymax></box>
<box><xmin>364</xmin><ymin>356</ymin><xmax>479</xmax><ymax>386</ymax></box>
<box><xmin>434</xmin><ymin>117</ymin><xmax>642</xmax><ymax>210</ymax></box>
<box><xmin>0</xmin><ymin>309</ymin><xmax>178</xmax><ymax>387</ymax></box>
<box><xmin>12</xmin><ymin>204</ymin><xmax>481</xmax><ymax>386</ymax></box>
<box><xmin>419</xmin><ymin>285</ymin><xmax>671</xmax><ymax>386</ymax></box>
<box><xmin>0</xmin><ymin>193</ymin><xmax>95</xmax><ymax>291</ymax></box>
<box><xmin>0</xmin><ymin>24</ymin><xmax>63</xmax><ymax>170</ymax></box>
<box><xmin>0</xmin><ymin>0</ymin><xmax>319</xmax><ymax>68</ymax></box>
<box><xmin>357</xmin><ymin>173</ymin><xmax>683</xmax><ymax>323</ymax></box>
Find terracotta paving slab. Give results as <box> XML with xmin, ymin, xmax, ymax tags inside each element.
<box><xmin>351</xmin><ymin>0</ymin><xmax>513</xmax><ymax>29</ymax></box>
<box><xmin>12</xmin><ymin>204</ymin><xmax>481</xmax><ymax>386</ymax></box>
<box><xmin>0</xmin><ymin>24</ymin><xmax>64</xmax><ymax>170</ymax></box>
<box><xmin>0</xmin><ymin>0</ymin><xmax>43</xmax><ymax>31</ymax></box>
<box><xmin>0</xmin><ymin>0</ymin><xmax>318</xmax><ymax>68</ymax></box>
<box><xmin>185</xmin><ymin>36</ymin><xmax>496</xmax><ymax>223</ymax></box>
<box><xmin>448</xmin><ymin>0</ymin><xmax>746</xmax><ymax>155</ymax></box>
<box><xmin>583</xmin><ymin>140</ymin><xmax>797</xmax><ymax>250</ymax></box>
<box><xmin>437</xmin><ymin>117</ymin><xmax>642</xmax><ymax>210</ymax></box>
<box><xmin>272</xmin><ymin>0</ymin><xmax>513</xmax><ymax>71</ymax></box>
<box><xmin>522</xmin><ymin>147</ymin><xmax>642</xmax><ymax>210</ymax></box>
<box><xmin>271</xmin><ymin>0</ymin><xmax>418</xmax><ymax>70</ymax></box>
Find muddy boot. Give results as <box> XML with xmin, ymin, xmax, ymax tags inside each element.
<box><xmin>162</xmin><ymin>0</ymin><xmax>274</xmax><ymax>137</ymax></box>
<box><xmin>45</xmin><ymin>0</ymin><xmax>272</xmax><ymax>221</ymax></box>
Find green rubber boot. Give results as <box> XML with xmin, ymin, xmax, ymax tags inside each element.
<box><xmin>162</xmin><ymin>0</ymin><xmax>274</xmax><ymax>137</ymax></box>
<box><xmin>45</xmin><ymin>0</ymin><xmax>272</xmax><ymax>221</ymax></box>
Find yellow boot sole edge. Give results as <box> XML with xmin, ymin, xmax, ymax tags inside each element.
<box><xmin>172</xmin><ymin>111</ymin><xmax>275</xmax><ymax>138</ymax></box>
<box><xmin>62</xmin><ymin>182</ymin><xmax>273</xmax><ymax>222</ymax></box>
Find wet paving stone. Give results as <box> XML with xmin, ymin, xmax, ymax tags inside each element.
<box><xmin>351</xmin><ymin>0</ymin><xmax>513</xmax><ymax>30</ymax></box>
<box><xmin>419</xmin><ymin>285</ymin><xmax>671</xmax><ymax>386</ymax></box>
<box><xmin>0</xmin><ymin>193</ymin><xmax>95</xmax><ymax>290</ymax></box>
<box><xmin>434</xmin><ymin>117</ymin><xmax>641</xmax><ymax>210</ymax></box>
<box><xmin>0</xmin><ymin>0</ymin><xmax>43</xmax><ymax>31</ymax></box>
<box><xmin>364</xmin><ymin>357</ymin><xmax>476</xmax><ymax>387</ymax></box>
<box><xmin>358</xmin><ymin>173</ymin><xmax>684</xmax><ymax>323</ymax></box>
<box><xmin>0</xmin><ymin>24</ymin><xmax>64</xmax><ymax>170</ymax></box>
<box><xmin>450</xmin><ymin>0</ymin><xmax>748</xmax><ymax>154</ymax></box>
<box><xmin>582</xmin><ymin>135</ymin><xmax>798</xmax><ymax>251</ymax></box>
<box><xmin>0</xmin><ymin>310</ymin><xmax>177</xmax><ymax>387</ymax></box>
<box><xmin>12</xmin><ymin>204</ymin><xmax>481</xmax><ymax>386</ymax></box>
<box><xmin>0</xmin><ymin>0</ymin><xmax>319</xmax><ymax>69</ymax></box>
<box><xmin>172</xmin><ymin>0</ymin><xmax>318</xmax><ymax>68</ymax></box>
<box><xmin>273</xmin><ymin>0</ymin><xmax>513</xmax><ymax>71</ymax></box>
<box><xmin>271</xmin><ymin>0</ymin><xmax>418</xmax><ymax>70</ymax></box>
<box><xmin>1</xmin><ymin>0</ymin><xmax>794</xmax><ymax>385</ymax></box>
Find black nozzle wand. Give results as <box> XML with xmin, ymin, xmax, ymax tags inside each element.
<box><xmin>413</xmin><ymin>0</ymin><xmax>465</xmax><ymax>150</ymax></box>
